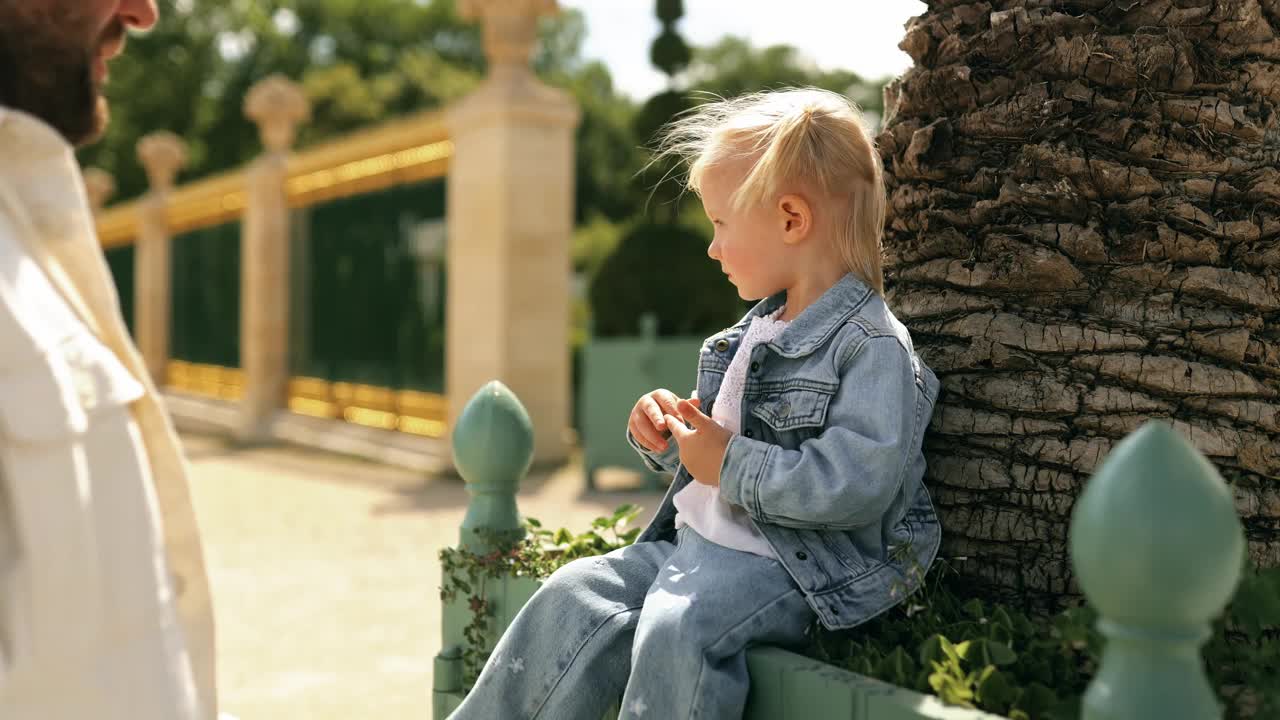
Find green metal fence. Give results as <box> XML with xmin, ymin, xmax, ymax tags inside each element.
<box><xmin>292</xmin><ymin>178</ymin><xmax>447</xmax><ymax>394</ymax></box>
<box><xmin>171</xmin><ymin>221</ymin><xmax>242</xmax><ymax>369</ymax></box>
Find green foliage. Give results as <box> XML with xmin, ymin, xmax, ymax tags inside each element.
<box><xmin>587</xmin><ymin>223</ymin><xmax>744</xmax><ymax>338</ymax></box>
<box><xmin>654</xmin><ymin>0</ymin><xmax>684</xmax><ymax>25</ymax></box>
<box><xmin>82</xmin><ymin>0</ymin><xmax>891</xmax><ymax>238</ymax></box>
<box><xmin>571</xmin><ymin>213</ymin><xmax>627</xmax><ymax>279</ymax></box>
<box><xmin>649</xmin><ymin>0</ymin><xmax>690</xmax><ymax>80</ymax></box>
<box><xmin>1205</xmin><ymin>563</ymin><xmax>1280</xmax><ymax>718</ymax></box>
<box><xmin>77</xmin><ymin>0</ymin><xmax>576</xmax><ymax>203</ymax></box>
<box><xmin>438</xmin><ymin>504</ymin><xmax>644</xmax><ymax>685</ymax></box>
<box><xmin>809</xmin><ymin>560</ymin><xmax>1280</xmax><ymax>720</ymax></box>
<box><xmin>686</xmin><ymin>36</ymin><xmax>888</xmax><ymax>119</ymax></box>
<box><xmin>441</xmin><ymin>506</ymin><xmax>1280</xmax><ymax>716</ymax></box>
<box><xmin>651</xmin><ymin>29</ymin><xmax>692</xmax><ymax>80</ymax></box>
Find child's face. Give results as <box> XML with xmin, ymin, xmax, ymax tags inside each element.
<box><xmin>700</xmin><ymin>162</ymin><xmax>792</xmax><ymax>301</ymax></box>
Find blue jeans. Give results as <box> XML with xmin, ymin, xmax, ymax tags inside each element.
<box><xmin>448</xmin><ymin>526</ymin><xmax>816</xmax><ymax>720</ymax></box>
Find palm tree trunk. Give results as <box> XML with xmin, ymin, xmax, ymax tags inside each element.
<box><xmin>880</xmin><ymin>0</ymin><xmax>1280</xmax><ymax>608</ymax></box>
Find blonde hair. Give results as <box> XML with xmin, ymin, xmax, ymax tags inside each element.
<box><xmin>655</xmin><ymin>88</ymin><xmax>886</xmax><ymax>296</ymax></box>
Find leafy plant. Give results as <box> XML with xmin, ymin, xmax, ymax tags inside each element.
<box><xmin>587</xmin><ymin>222</ymin><xmax>743</xmax><ymax>338</ymax></box>
<box><xmin>810</xmin><ymin>558</ymin><xmax>1280</xmax><ymax>720</ymax></box>
<box><xmin>441</xmin><ymin>508</ymin><xmax>1280</xmax><ymax>718</ymax></box>
<box><xmin>438</xmin><ymin>504</ymin><xmax>643</xmax><ymax>685</ymax></box>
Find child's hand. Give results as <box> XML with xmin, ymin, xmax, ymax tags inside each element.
<box><xmin>665</xmin><ymin>399</ymin><xmax>731</xmax><ymax>487</ymax></box>
<box><xmin>628</xmin><ymin>390</ymin><xmax>700</xmax><ymax>453</ymax></box>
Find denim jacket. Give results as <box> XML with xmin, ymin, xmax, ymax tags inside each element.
<box><xmin>628</xmin><ymin>273</ymin><xmax>942</xmax><ymax>631</ymax></box>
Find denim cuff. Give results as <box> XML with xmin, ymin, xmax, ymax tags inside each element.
<box><xmin>626</xmin><ymin>428</ymin><xmax>680</xmax><ymax>474</ymax></box>
<box><xmin>718</xmin><ymin>433</ymin><xmax>774</xmax><ymax>521</ymax></box>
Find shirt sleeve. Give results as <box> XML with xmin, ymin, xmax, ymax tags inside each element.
<box><xmin>625</xmin><ymin>427</ymin><xmax>682</xmax><ymax>474</ymax></box>
<box><xmin>718</xmin><ymin>335</ymin><xmax>924</xmax><ymax>530</ymax></box>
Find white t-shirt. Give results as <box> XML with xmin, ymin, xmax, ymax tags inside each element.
<box><xmin>673</xmin><ymin>306</ymin><xmax>790</xmax><ymax>559</ymax></box>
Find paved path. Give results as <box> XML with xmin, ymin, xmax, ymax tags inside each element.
<box><xmin>183</xmin><ymin>432</ymin><xmax>661</xmax><ymax>720</ymax></box>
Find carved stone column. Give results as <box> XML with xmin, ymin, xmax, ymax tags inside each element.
<box><xmin>447</xmin><ymin>0</ymin><xmax>580</xmax><ymax>465</ymax></box>
<box><xmin>135</xmin><ymin>132</ymin><xmax>187</xmax><ymax>384</ymax></box>
<box><xmin>237</xmin><ymin>75</ymin><xmax>310</xmax><ymax>442</ymax></box>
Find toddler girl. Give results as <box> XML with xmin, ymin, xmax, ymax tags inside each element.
<box><xmin>450</xmin><ymin>87</ymin><xmax>941</xmax><ymax>720</ymax></box>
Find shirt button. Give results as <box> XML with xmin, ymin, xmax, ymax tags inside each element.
<box><xmin>744</xmin><ymin>429</ymin><xmax>754</xmax><ymax>438</ymax></box>
<box><xmin>795</xmin><ymin>551</ymin><xmax>808</xmax><ymax>561</ymax></box>
<box><xmin>714</xmin><ymin>339</ymin><xmax>730</xmax><ymax>352</ymax></box>
<box><xmin>750</xmin><ymin>361</ymin><xmax>760</xmax><ymax>373</ymax></box>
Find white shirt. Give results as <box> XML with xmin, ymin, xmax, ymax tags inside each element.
<box><xmin>673</xmin><ymin>307</ymin><xmax>790</xmax><ymax>559</ymax></box>
<box><xmin>0</xmin><ymin>106</ymin><xmax>212</xmax><ymax>719</ymax></box>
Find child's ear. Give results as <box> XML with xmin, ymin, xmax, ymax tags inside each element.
<box><xmin>778</xmin><ymin>194</ymin><xmax>812</xmax><ymax>245</ymax></box>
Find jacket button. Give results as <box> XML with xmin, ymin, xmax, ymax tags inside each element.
<box><xmin>714</xmin><ymin>339</ymin><xmax>730</xmax><ymax>352</ymax></box>
<box><xmin>744</xmin><ymin>429</ymin><xmax>754</xmax><ymax>438</ymax></box>
<box><xmin>776</xmin><ymin>401</ymin><xmax>791</xmax><ymax>418</ymax></box>
<box><xmin>750</xmin><ymin>361</ymin><xmax>760</xmax><ymax>373</ymax></box>
<box><xmin>795</xmin><ymin>551</ymin><xmax>808</xmax><ymax>561</ymax></box>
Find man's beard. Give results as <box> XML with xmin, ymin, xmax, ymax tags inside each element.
<box><xmin>0</xmin><ymin>10</ymin><xmax>121</xmax><ymax>148</ymax></box>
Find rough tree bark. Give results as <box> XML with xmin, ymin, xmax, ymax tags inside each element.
<box><xmin>878</xmin><ymin>0</ymin><xmax>1280</xmax><ymax>609</ymax></box>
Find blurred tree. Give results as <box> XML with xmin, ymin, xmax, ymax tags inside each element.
<box><xmin>688</xmin><ymin>36</ymin><xmax>886</xmax><ymax>120</ymax></box>
<box><xmin>78</xmin><ymin>0</ymin><xmax>584</xmax><ymax>203</ymax></box>
<box><xmin>80</xmin><ymin>0</ymin><xmax>888</xmax><ymax>241</ymax></box>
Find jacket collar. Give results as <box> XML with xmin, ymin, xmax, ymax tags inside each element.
<box><xmin>0</xmin><ymin>104</ymin><xmax>112</xmax><ymax>340</ymax></box>
<box><xmin>734</xmin><ymin>273</ymin><xmax>875</xmax><ymax>358</ymax></box>
<box><xmin>0</xmin><ymin>105</ymin><xmax>74</xmax><ymax>159</ymax></box>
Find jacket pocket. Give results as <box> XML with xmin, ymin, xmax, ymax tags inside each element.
<box><xmin>749</xmin><ymin>386</ymin><xmax>833</xmax><ymax>432</ymax></box>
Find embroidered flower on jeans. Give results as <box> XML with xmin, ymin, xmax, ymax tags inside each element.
<box><xmin>628</xmin><ymin>697</ymin><xmax>648</xmax><ymax>716</ymax></box>
<box><xmin>508</xmin><ymin>657</ymin><xmax>525</xmax><ymax>674</ymax></box>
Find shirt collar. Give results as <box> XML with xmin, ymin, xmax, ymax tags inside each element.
<box><xmin>0</xmin><ymin>105</ymin><xmax>76</xmax><ymax>161</ymax></box>
<box><xmin>0</xmin><ymin>104</ymin><xmax>94</xmax><ymax>245</ymax></box>
<box><xmin>735</xmin><ymin>273</ymin><xmax>875</xmax><ymax>358</ymax></box>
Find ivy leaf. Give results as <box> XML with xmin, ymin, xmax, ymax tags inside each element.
<box><xmin>991</xmin><ymin>606</ymin><xmax>1014</xmax><ymax>631</ymax></box>
<box><xmin>989</xmin><ymin>622</ymin><xmax>1014</xmax><ymax>646</ymax></box>
<box><xmin>985</xmin><ymin>640</ymin><xmax>1017</xmax><ymax>666</ymax></box>
<box><xmin>977</xmin><ymin>667</ymin><xmax>1016</xmax><ymax>712</ymax></box>
<box><xmin>963</xmin><ymin>598</ymin><xmax>985</xmax><ymax>620</ymax></box>
<box><xmin>913</xmin><ymin>667</ymin><xmax>933</xmax><ymax>693</ymax></box>
<box><xmin>1229</xmin><ymin>566</ymin><xmax>1280</xmax><ymax>639</ymax></box>
<box><xmin>919</xmin><ymin>634</ymin><xmax>945</xmax><ymax>667</ymax></box>
<box><xmin>1021</xmin><ymin>682</ymin><xmax>1060</xmax><ymax>715</ymax></box>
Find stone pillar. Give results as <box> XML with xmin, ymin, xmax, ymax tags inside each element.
<box><xmin>237</xmin><ymin>75</ymin><xmax>310</xmax><ymax>442</ymax></box>
<box><xmin>446</xmin><ymin>0</ymin><xmax>579</xmax><ymax>465</ymax></box>
<box><xmin>82</xmin><ymin>167</ymin><xmax>116</xmax><ymax>214</ymax></box>
<box><xmin>135</xmin><ymin>132</ymin><xmax>188</xmax><ymax>385</ymax></box>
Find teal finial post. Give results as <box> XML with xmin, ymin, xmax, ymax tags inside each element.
<box><xmin>451</xmin><ymin>380</ymin><xmax>534</xmax><ymax>554</ymax></box>
<box><xmin>1069</xmin><ymin>421</ymin><xmax>1245</xmax><ymax>720</ymax></box>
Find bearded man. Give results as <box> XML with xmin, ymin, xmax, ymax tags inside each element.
<box><xmin>0</xmin><ymin>2</ymin><xmax>219</xmax><ymax>718</ymax></box>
